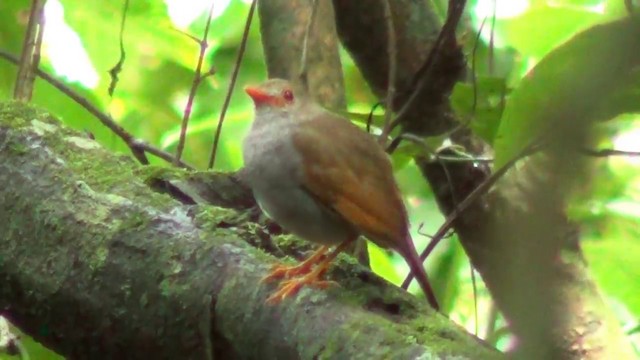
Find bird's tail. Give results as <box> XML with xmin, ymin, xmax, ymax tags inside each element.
<box><xmin>401</xmin><ymin>236</ymin><xmax>440</xmax><ymax>310</ymax></box>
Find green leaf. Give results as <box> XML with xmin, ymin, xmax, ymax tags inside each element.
<box><xmin>495</xmin><ymin>4</ymin><xmax>616</xmax><ymax>59</ymax></box>
<box><xmin>368</xmin><ymin>243</ymin><xmax>401</xmax><ymax>284</ymax></box>
<box><xmin>59</xmin><ymin>0</ymin><xmax>197</xmax><ymax>73</ymax></box>
<box><xmin>494</xmin><ymin>16</ymin><xmax>640</xmax><ymax>167</ymax></box>
<box><xmin>583</xmin><ymin>239</ymin><xmax>640</xmax><ymax>317</ymax></box>
<box><xmin>450</xmin><ymin>76</ymin><xmax>507</xmax><ymax>144</ymax></box>
<box><xmin>593</xmin><ymin>68</ymin><xmax>640</xmax><ymax>119</ymax></box>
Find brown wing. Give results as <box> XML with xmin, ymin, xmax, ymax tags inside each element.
<box><xmin>292</xmin><ymin>109</ymin><xmax>408</xmax><ymax>249</ymax></box>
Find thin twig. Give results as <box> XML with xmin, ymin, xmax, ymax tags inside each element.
<box><xmin>484</xmin><ymin>301</ymin><xmax>498</xmax><ymax>342</ymax></box>
<box><xmin>365</xmin><ymin>102</ymin><xmax>383</xmax><ymax>133</ymax></box>
<box><xmin>208</xmin><ymin>0</ymin><xmax>257</xmax><ymax>169</ymax></box>
<box><xmin>378</xmin><ymin>0</ymin><xmax>397</xmax><ymax>146</ymax></box>
<box><xmin>175</xmin><ymin>1</ymin><xmax>217</xmax><ymax>164</ymax></box>
<box><xmin>388</xmin><ymin>0</ymin><xmax>467</xmax><ymax>133</ymax></box>
<box><xmin>471</xmin><ymin>17</ymin><xmax>487</xmax><ymax>117</ymax></box>
<box><xmin>401</xmin><ymin>140</ymin><xmax>540</xmax><ymax>289</ymax></box>
<box><xmin>486</xmin><ymin>325</ymin><xmax>511</xmax><ymax>346</ymax></box>
<box><xmin>393</xmin><ymin>133</ymin><xmax>494</xmax><ymax>163</ymax></box>
<box><xmin>581</xmin><ymin>147</ymin><xmax>640</xmax><ymax>157</ymax></box>
<box><xmin>298</xmin><ymin>0</ymin><xmax>320</xmax><ymax>91</ymax></box>
<box><xmin>471</xmin><ymin>266</ymin><xmax>479</xmax><ymax>336</ymax></box>
<box><xmin>107</xmin><ymin>0</ymin><xmax>129</xmax><ymax>97</ymax></box>
<box><xmin>13</xmin><ymin>0</ymin><xmax>46</xmax><ymax>102</ymax></box>
<box><xmin>436</xmin><ymin>155</ymin><xmax>493</xmax><ymax>163</ymax></box>
<box><xmin>0</xmin><ymin>49</ymin><xmax>194</xmax><ymax>169</ymax></box>
<box><xmin>488</xmin><ymin>0</ymin><xmax>496</xmax><ymax>75</ymax></box>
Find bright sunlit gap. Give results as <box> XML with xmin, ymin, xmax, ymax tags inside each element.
<box><xmin>472</xmin><ymin>0</ymin><xmax>529</xmax><ymax>49</ymax></box>
<box><xmin>612</xmin><ymin>120</ymin><xmax>640</xmax><ymax>166</ymax></box>
<box><xmin>165</xmin><ymin>0</ymin><xmax>230</xmax><ymax>28</ymax></box>
<box><xmin>43</xmin><ymin>0</ymin><xmax>99</xmax><ymax>88</ymax></box>
<box><xmin>548</xmin><ymin>1</ymin><xmax>606</xmax><ymax>14</ymax></box>
<box><xmin>474</xmin><ymin>0</ymin><xmax>529</xmax><ymax>19</ymax></box>
<box><xmin>43</xmin><ymin>0</ymin><xmax>240</xmax><ymax>89</ymax></box>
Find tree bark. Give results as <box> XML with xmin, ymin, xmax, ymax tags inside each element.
<box><xmin>0</xmin><ymin>101</ymin><xmax>501</xmax><ymax>359</ymax></box>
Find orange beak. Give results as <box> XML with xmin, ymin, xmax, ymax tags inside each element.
<box><xmin>245</xmin><ymin>86</ymin><xmax>272</xmax><ymax>105</ymax></box>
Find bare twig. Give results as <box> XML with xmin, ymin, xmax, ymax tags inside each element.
<box><xmin>365</xmin><ymin>102</ymin><xmax>383</xmax><ymax>133</ymax></box>
<box><xmin>107</xmin><ymin>0</ymin><xmax>130</xmax><ymax>97</ymax></box>
<box><xmin>298</xmin><ymin>0</ymin><xmax>319</xmax><ymax>91</ymax></box>
<box><xmin>388</xmin><ymin>0</ymin><xmax>467</xmax><ymax>133</ymax></box>
<box><xmin>378</xmin><ymin>0</ymin><xmax>397</xmax><ymax>146</ymax></box>
<box><xmin>471</xmin><ymin>17</ymin><xmax>487</xmax><ymax>117</ymax></box>
<box><xmin>471</xmin><ymin>266</ymin><xmax>478</xmax><ymax>336</ymax></box>
<box><xmin>0</xmin><ymin>49</ymin><xmax>194</xmax><ymax>169</ymax></box>
<box><xmin>484</xmin><ymin>301</ymin><xmax>499</xmax><ymax>342</ymax></box>
<box><xmin>13</xmin><ymin>0</ymin><xmax>46</xmax><ymax>102</ymax></box>
<box><xmin>581</xmin><ymin>147</ymin><xmax>640</xmax><ymax>157</ymax></box>
<box><xmin>486</xmin><ymin>324</ymin><xmax>510</xmax><ymax>346</ymax></box>
<box><xmin>488</xmin><ymin>0</ymin><xmax>496</xmax><ymax>75</ymax></box>
<box><xmin>390</xmin><ymin>133</ymin><xmax>493</xmax><ymax>163</ymax></box>
<box><xmin>436</xmin><ymin>155</ymin><xmax>493</xmax><ymax>163</ymax></box>
<box><xmin>208</xmin><ymin>0</ymin><xmax>257</xmax><ymax>169</ymax></box>
<box><xmin>175</xmin><ymin>1</ymin><xmax>217</xmax><ymax>164</ymax></box>
<box><xmin>401</xmin><ymin>140</ymin><xmax>539</xmax><ymax>289</ymax></box>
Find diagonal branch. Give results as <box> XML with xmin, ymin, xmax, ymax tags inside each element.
<box><xmin>176</xmin><ymin>0</ymin><xmax>217</xmax><ymax>164</ymax></box>
<box><xmin>0</xmin><ymin>49</ymin><xmax>193</xmax><ymax>169</ymax></box>
<box><xmin>208</xmin><ymin>0</ymin><xmax>257</xmax><ymax>169</ymax></box>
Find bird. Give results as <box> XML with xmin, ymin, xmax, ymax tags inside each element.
<box><xmin>242</xmin><ymin>78</ymin><xmax>439</xmax><ymax>310</ymax></box>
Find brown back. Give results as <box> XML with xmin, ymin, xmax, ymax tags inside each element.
<box><xmin>292</xmin><ymin>107</ymin><xmax>409</xmax><ymax>250</ymax></box>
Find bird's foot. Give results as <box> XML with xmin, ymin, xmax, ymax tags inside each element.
<box><xmin>263</xmin><ymin>241</ymin><xmax>351</xmax><ymax>304</ymax></box>
<box><xmin>261</xmin><ymin>262</ymin><xmax>317</xmax><ymax>283</ymax></box>
<box><xmin>265</xmin><ymin>270</ymin><xmax>337</xmax><ymax>304</ymax></box>
<box><xmin>261</xmin><ymin>246</ymin><xmax>328</xmax><ymax>282</ymax></box>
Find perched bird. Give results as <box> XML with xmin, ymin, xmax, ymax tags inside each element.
<box><xmin>242</xmin><ymin>78</ymin><xmax>439</xmax><ymax>309</ymax></box>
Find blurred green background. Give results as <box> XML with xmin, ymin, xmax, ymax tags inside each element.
<box><xmin>0</xmin><ymin>0</ymin><xmax>638</xmax><ymax>358</ymax></box>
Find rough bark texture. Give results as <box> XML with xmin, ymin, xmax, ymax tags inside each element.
<box><xmin>332</xmin><ymin>0</ymin><xmax>464</xmax><ymax>136</ymax></box>
<box><xmin>0</xmin><ymin>102</ymin><xmax>501</xmax><ymax>359</ymax></box>
<box><xmin>331</xmin><ymin>1</ymin><xmax>636</xmax><ymax>359</ymax></box>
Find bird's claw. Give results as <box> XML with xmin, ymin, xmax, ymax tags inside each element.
<box><xmin>266</xmin><ymin>277</ymin><xmax>337</xmax><ymax>304</ymax></box>
<box><xmin>261</xmin><ymin>262</ymin><xmax>316</xmax><ymax>283</ymax></box>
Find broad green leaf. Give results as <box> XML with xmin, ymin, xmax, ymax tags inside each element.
<box><xmin>495</xmin><ymin>5</ymin><xmax>618</xmax><ymax>59</ymax></box>
<box><xmin>368</xmin><ymin>243</ymin><xmax>401</xmax><ymax>284</ymax></box>
<box><xmin>431</xmin><ymin>239</ymin><xmax>467</xmax><ymax>314</ymax></box>
<box><xmin>583</xmin><ymin>239</ymin><xmax>640</xmax><ymax>317</ymax></box>
<box><xmin>494</xmin><ymin>16</ymin><xmax>640</xmax><ymax>167</ymax></box>
<box><xmin>450</xmin><ymin>76</ymin><xmax>507</xmax><ymax>144</ymax></box>
<box><xmin>59</xmin><ymin>0</ymin><xmax>197</xmax><ymax>74</ymax></box>
<box><xmin>0</xmin><ymin>321</ymin><xmax>64</xmax><ymax>360</ymax></box>
<box><xmin>593</xmin><ymin>69</ymin><xmax>640</xmax><ymax>120</ymax></box>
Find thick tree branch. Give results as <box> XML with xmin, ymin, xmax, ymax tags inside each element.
<box><xmin>0</xmin><ymin>102</ymin><xmax>501</xmax><ymax>359</ymax></box>
<box><xmin>333</xmin><ymin>0</ymin><xmax>465</xmax><ymax>136</ymax></box>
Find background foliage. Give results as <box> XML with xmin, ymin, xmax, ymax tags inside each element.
<box><xmin>0</xmin><ymin>0</ymin><xmax>638</xmax><ymax>358</ymax></box>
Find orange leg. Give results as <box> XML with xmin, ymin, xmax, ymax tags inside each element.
<box><xmin>261</xmin><ymin>246</ymin><xmax>329</xmax><ymax>283</ymax></box>
<box><xmin>266</xmin><ymin>241</ymin><xmax>352</xmax><ymax>304</ymax></box>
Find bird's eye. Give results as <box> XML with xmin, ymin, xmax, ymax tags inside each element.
<box><xmin>282</xmin><ymin>89</ymin><xmax>294</xmax><ymax>102</ymax></box>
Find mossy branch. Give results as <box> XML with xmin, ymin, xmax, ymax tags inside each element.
<box><xmin>0</xmin><ymin>101</ymin><xmax>500</xmax><ymax>359</ymax></box>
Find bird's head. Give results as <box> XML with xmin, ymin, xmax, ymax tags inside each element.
<box><xmin>245</xmin><ymin>79</ymin><xmax>300</xmax><ymax>113</ymax></box>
